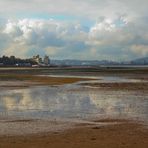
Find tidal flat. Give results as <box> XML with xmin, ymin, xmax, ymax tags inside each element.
<box><xmin>0</xmin><ymin>67</ymin><xmax>148</xmax><ymax>148</ymax></box>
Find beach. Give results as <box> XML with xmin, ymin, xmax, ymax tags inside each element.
<box><xmin>0</xmin><ymin>120</ymin><xmax>147</xmax><ymax>148</ymax></box>
<box><xmin>0</xmin><ymin>67</ymin><xmax>147</xmax><ymax>148</ymax></box>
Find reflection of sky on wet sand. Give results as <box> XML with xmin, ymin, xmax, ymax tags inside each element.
<box><xmin>90</xmin><ymin>92</ymin><xmax>148</xmax><ymax>120</ymax></box>
<box><xmin>0</xmin><ymin>86</ymin><xmax>148</xmax><ymax>121</ymax></box>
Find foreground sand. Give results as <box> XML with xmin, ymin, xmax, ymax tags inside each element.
<box><xmin>0</xmin><ymin>121</ymin><xmax>148</xmax><ymax>148</ymax></box>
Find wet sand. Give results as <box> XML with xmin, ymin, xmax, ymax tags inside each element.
<box><xmin>0</xmin><ymin>67</ymin><xmax>148</xmax><ymax>148</ymax></box>
<box><xmin>80</xmin><ymin>82</ymin><xmax>148</xmax><ymax>91</ymax></box>
<box><xmin>0</xmin><ymin>121</ymin><xmax>147</xmax><ymax>148</ymax></box>
<box><xmin>0</xmin><ymin>74</ymin><xmax>93</xmax><ymax>87</ymax></box>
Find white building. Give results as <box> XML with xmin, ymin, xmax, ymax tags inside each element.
<box><xmin>44</xmin><ymin>55</ymin><xmax>50</xmax><ymax>65</ymax></box>
<box><xmin>33</xmin><ymin>55</ymin><xmax>42</xmax><ymax>64</ymax></box>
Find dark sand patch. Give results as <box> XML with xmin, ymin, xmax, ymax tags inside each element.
<box><xmin>81</xmin><ymin>82</ymin><xmax>148</xmax><ymax>91</ymax></box>
<box><xmin>0</xmin><ymin>74</ymin><xmax>93</xmax><ymax>86</ymax></box>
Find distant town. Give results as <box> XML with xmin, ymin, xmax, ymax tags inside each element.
<box><xmin>0</xmin><ymin>55</ymin><xmax>148</xmax><ymax>67</ymax></box>
<box><xmin>0</xmin><ymin>55</ymin><xmax>50</xmax><ymax>67</ymax></box>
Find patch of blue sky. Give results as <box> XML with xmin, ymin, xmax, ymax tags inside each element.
<box><xmin>80</xmin><ymin>19</ymin><xmax>94</xmax><ymax>28</ymax></box>
<box><xmin>16</xmin><ymin>13</ymin><xmax>94</xmax><ymax>28</ymax></box>
<box><xmin>50</xmin><ymin>14</ymin><xmax>76</xmax><ymax>21</ymax></box>
<box><xmin>17</xmin><ymin>13</ymin><xmax>50</xmax><ymax>20</ymax></box>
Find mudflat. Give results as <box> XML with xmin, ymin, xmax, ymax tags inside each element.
<box><xmin>0</xmin><ymin>121</ymin><xmax>147</xmax><ymax>148</ymax></box>
<box><xmin>0</xmin><ymin>67</ymin><xmax>148</xmax><ymax>148</ymax></box>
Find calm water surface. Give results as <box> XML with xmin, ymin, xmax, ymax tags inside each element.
<box><xmin>0</xmin><ymin>79</ymin><xmax>147</xmax><ymax>122</ymax></box>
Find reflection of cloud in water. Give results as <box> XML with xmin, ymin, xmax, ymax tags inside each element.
<box><xmin>89</xmin><ymin>91</ymin><xmax>148</xmax><ymax>119</ymax></box>
<box><xmin>0</xmin><ymin>87</ymin><xmax>147</xmax><ymax>120</ymax></box>
<box><xmin>90</xmin><ymin>92</ymin><xmax>128</xmax><ymax>117</ymax></box>
<box><xmin>0</xmin><ymin>91</ymin><xmax>23</xmax><ymax>110</ymax></box>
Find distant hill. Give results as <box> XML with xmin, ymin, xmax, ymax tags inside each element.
<box><xmin>50</xmin><ymin>57</ymin><xmax>148</xmax><ymax>66</ymax></box>
<box><xmin>131</xmin><ymin>57</ymin><xmax>148</xmax><ymax>65</ymax></box>
<box><xmin>50</xmin><ymin>59</ymin><xmax>118</xmax><ymax>66</ymax></box>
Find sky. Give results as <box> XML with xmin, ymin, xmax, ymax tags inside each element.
<box><xmin>0</xmin><ymin>0</ymin><xmax>148</xmax><ymax>61</ymax></box>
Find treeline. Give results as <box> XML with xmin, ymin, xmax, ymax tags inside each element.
<box><xmin>0</xmin><ymin>56</ymin><xmax>37</xmax><ymax>66</ymax></box>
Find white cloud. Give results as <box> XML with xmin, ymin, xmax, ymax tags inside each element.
<box><xmin>0</xmin><ymin>0</ymin><xmax>147</xmax><ymax>21</ymax></box>
<box><xmin>130</xmin><ymin>45</ymin><xmax>148</xmax><ymax>56</ymax></box>
<box><xmin>0</xmin><ymin>16</ymin><xmax>148</xmax><ymax>60</ymax></box>
<box><xmin>0</xmin><ymin>0</ymin><xmax>148</xmax><ymax>60</ymax></box>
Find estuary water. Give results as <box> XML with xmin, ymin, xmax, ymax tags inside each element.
<box><xmin>0</xmin><ymin>76</ymin><xmax>147</xmax><ymax>123</ymax></box>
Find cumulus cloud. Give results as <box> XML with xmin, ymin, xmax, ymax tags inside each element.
<box><xmin>0</xmin><ymin>16</ymin><xmax>148</xmax><ymax>60</ymax></box>
<box><xmin>0</xmin><ymin>19</ymin><xmax>89</xmax><ymax>58</ymax></box>
<box><xmin>0</xmin><ymin>0</ymin><xmax>148</xmax><ymax>60</ymax></box>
